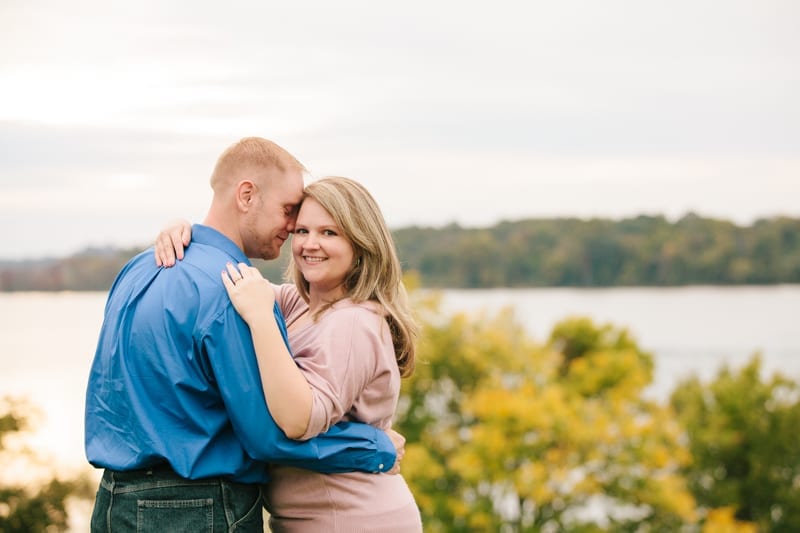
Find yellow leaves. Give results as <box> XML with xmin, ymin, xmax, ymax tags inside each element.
<box><xmin>402</xmin><ymin>443</ymin><xmax>444</xmax><ymax>482</ymax></box>
<box><xmin>468</xmin><ymin>383</ymin><xmax>528</xmax><ymax>418</ymax></box>
<box><xmin>400</xmin><ymin>443</ymin><xmax>445</xmax><ymax>512</ymax></box>
<box><xmin>397</xmin><ymin>300</ymin><xmax>702</xmax><ymax>530</ymax></box>
<box><xmin>647</xmin><ymin>443</ymin><xmax>672</xmax><ymax>470</ymax></box>
<box><xmin>466</xmin><ymin>381</ymin><xmax>572</xmax><ymax>435</ymax></box>
<box><xmin>702</xmin><ymin>507</ymin><xmax>758</xmax><ymax>533</ymax></box>
<box><xmin>640</xmin><ymin>473</ymin><xmax>698</xmax><ymax>522</ymax></box>
<box><xmin>465</xmin><ymin>509</ymin><xmax>494</xmax><ymax>531</ymax></box>
<box><xmin>567</xmin><ymin>349</ymin><xmax>650</xmax><ymax>399</ymax></box>
<box><xmin>514</xmin><ymin>462</ymin><xmax>555</xmax><ymax>503</ymax></box>
<box><xmin>402</xmin><ymin>299</ymin><xmax>800</xmax><ymax>530</ymax></box>
<box><xmin>448</xmin><ymin>447</ymin><xmax>484</xmax><ymax>484</ymax></box>
<box><xmin>420</xmin><ymin>306</ymin><xmax>543</xmax><ymax>375</ymax></box>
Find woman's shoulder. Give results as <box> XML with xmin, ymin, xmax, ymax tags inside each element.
<box><xmin>329</xmin><ymin>298</ymin><xmax>384</xmax><ymax>320</ymax></box>
<box><xmin>273</xmin><ymin>282</ymin><xmax>298</xmax><ymax>300</ymax></box>
<box><xmin>274</xmin><ymin>283</ymin><xmax>308</xmax><ymax>319</ymax></box>
<box><xmin>320</xmin><ymin>299</ymin><xmax>387</xmax><ymax>337</ymax></box>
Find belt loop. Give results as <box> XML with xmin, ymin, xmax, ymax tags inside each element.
<box><xmin>105</xmin><ymin>470</ymin><xmax>116</xmax><ymax>533</ymax></box>
<box><xmin>221</xmin><ymin>478</ymin><xmax>238</xmax><ymax>527</ymax></box>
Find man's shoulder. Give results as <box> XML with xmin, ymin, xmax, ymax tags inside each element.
<box><xmin>183</xmin><ymin>242</ymin><xmax>237</xmax><ymax>272</ymax></box>
<box><xmin>116</xmin><ymin>244</ymin><xmax>231</xmax><ymax>303</ymax></box>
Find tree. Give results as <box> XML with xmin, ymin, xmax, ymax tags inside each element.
<box><xmin>0</xmin><ymin>397</ymin><xmax>93</xmax><ymax>532</ymax></box>
<box><xmin>396</xmin><ymin>294</ymin><xmax>698</xmax><ymax>531</ymax></box>
<box><xmin>671</xmin><ymin>356</ymin><xmax>800</xmax><ymax>532</ymax></box>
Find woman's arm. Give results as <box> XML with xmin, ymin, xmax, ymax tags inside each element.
<box><xmin>293</xmin><ymin>305</ymin><xmax>388</xmax><ymax>440</ymax></box>
<box><xmin>222</xmin><ymin>263</ymin><xmax>312</xmax><ymax>439</ymax></box>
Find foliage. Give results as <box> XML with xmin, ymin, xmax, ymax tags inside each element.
<box><xmin>671</xmin><ymin>357</ymin><xmax>800</xmax><ymax>532</ymax></box>
<box><xmin>0</xmin><ymin>397</ymin><xmax>94</xmax><ymax>532</ymax></box>
<box><xmin>0</xmin><ymin>247</ymin><xmax>141</xmax><ymax>291</ymax></box>
<box><xmin>394</xmin><ymin>214</ymin><xmax>800</xmax><ymax>287</ymax></box>
<box><xmin>4</xmin><ymin>214</ymin><xmax>800</xmax><ymax>290</ymax></box>
<box><xmin>396</xmin><ymin>295</ymin><xmax>698</xmax><ymax>531</ymax></box>
<box><xmin>398</xmin><ymin>293</ymin><xmax>800</xmax><ymax>531</ymax></box>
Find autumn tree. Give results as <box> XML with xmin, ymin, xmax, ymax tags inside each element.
<box><xmin>396</xmin><ymin>294</ymin><xmax>698</xmax><ymax>531</ymax></box>
<box><xmin>671</xmin><ymin>356</ymin><xmax>800</xmax><ymax>532</ymax></box>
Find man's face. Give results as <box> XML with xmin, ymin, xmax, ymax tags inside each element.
<box><xmin>241</xmin><ymin>168</ymin><xmax>304</xmax><ymax>260</ymax></box>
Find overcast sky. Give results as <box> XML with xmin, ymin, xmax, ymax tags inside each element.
<box><xmin>1</xmin><ymin>0</ymin><xmax>798</xmax><ymax>260</ymax></box>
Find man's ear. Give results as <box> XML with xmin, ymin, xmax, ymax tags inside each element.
<box><xmin>236</xmin><ymin>180</ymin><xmax>256</xmax><ymax>211</ymax></box>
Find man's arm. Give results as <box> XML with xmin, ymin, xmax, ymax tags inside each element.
<box><xmin>204</xmin><ymin>302</ymin><xmax>398</xmax><ymax>474</ymax></box>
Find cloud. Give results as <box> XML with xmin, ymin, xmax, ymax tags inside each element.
<box><xmin>0</xmin><ymin>1</ymin><xmax>798</xmax><ymax>259</ymax></box>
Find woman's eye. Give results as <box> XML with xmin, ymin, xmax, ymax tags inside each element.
<box><xmin>323</xmin><ymin>230</ymin><xmax>337</xmax><ymax>237</ymax></box>
<box><xmin>295</xmin><ymin>228</ymin><xmax>308</xmax><ymax>235</ymax></box>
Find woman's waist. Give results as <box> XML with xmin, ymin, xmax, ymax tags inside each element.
<box><xmin>264</xmin><ymin>466</ymin><xmax>414</xmax><ymax>513</ymax></box>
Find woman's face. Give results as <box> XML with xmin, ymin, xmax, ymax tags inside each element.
<box><xmin>291</xmin><ymin>198</ymin><xmax>355</xmax><ymax>298</ymax></box>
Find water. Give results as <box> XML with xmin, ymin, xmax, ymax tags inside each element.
<box><xmin>437</xmin><ymin>285</ymin><xmax>800</xmax><ymax>399</ymax></box>
<box><xmin>1</xmin><ymin>286</ymin><xmax>798</xmax><ymax>476</ymax></box>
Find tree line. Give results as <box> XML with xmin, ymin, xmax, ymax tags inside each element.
<box><xmin>393</xmin><ymin>213</ymin><xmax>800</xmax><ymax>287</ymax></box>
<box><xmin>2</xmin><ymin>213</ymin><xmax>799</xmax><ymax>291</ymax></box>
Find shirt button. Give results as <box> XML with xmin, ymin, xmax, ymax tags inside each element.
<box><xmin>378</xmin><ymin>464</ymin><xmax>384</xmax><ymax>470</ymax></box>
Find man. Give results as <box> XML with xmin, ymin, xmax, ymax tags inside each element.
<box><xmin>85</xmin><ymin>137</ymin><xmax>401</xmax><ymax>532</ymax></box>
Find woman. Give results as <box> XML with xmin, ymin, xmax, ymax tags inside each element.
<box><xmin>159</xmin><ymin>177</ymin><xmax>422</xmax><ymax>532</ymax></box>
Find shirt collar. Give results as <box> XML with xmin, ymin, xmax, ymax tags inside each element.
<box><xmin>191</xmin><ymin>224</ymin><xmax>251</xmax><ymax>266</ymax></box>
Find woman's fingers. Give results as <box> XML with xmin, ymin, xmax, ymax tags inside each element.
<box><xmin>225</xmin><ymin>262</ymin><xmax>243</xmax><ymax>282</ymax></box>
<box><xmin>155</xmin><ymin>233</ymin><xmax>176</xmax><ymax>267</ymax></box>
<box><xmin>224</xmin><ymin>263</ymin><xmax>260</xmax><ymax>282</ymax></box>
<box><xmin>221</xmin><ymin>270</ymin><xmax>234</xmax><ymax>290</ymax></box>
<box><xmin>222</xmin><ymin>263</ymin><xmax>268</xmax><ymax>294</ymax></box>
<box><xmin>237</xmin><ymin>263</ymin><xmax>267</xmax><ymax>281</ymax></box>
<box><xmin>169</xmin><ymin>229</ymin><xmax>186</xmax><ymax>261</ymax></box>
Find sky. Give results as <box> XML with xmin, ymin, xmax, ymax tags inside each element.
<box><xmin>1</xmin><ymin>0</ymin><xmax>798</xmax><ymax>260</ymax></box>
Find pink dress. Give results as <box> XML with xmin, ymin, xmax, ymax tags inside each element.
<box><xmin>265</xmin><ymin>284</ymin><xmax>422</xmax><ymax>533</ymax></box>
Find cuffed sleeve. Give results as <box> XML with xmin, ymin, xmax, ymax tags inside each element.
<box><xmin>293</xmin><ymin>306</ymin><xmax>385</xmax><ymax>440</ymax></box>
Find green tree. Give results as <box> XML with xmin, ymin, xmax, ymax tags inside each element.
<box><xmin>671</xmin><ymin>356</ymin><xmax>800</xmax><ymax>532</ymax></box>
<box><xmin>0</xmin><ymin>397</ymin><xmax>93</xmax><ymax>532</ymax></box>
<box><xmin>397</xmin><ymin>296</ymin><xmax>698</xmax><ymax>531</ymax></box>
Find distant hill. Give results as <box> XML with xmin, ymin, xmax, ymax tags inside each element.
<box><xmin>2</xmin><ymin>214</ymin><xmax>799</xmax><ymax>291</ymax></box>
<box><xmin>0</xmin><ymin>246</ymin><xmax>145</xmax><ymax>291</ymax></box>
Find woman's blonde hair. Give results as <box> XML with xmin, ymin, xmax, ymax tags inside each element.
<box><xmin>287</xmin><ymin>177</ymin><xmax>417</xmax><ymax>376</ymax></box>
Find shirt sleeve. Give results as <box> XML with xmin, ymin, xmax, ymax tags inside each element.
<box><xmin>294</xmin><ymin>305</ymin><xmax>389</xmax><ymax>440</ymax></box>
<box><xmin>201</xmin><ymin>299</ymin><xmax>396</xmax><ymax>474</ymax></box>
<box><xmin>273</xmin><ymin>283</ymin><xmax>305</xmax><ymax>321</ymax></box>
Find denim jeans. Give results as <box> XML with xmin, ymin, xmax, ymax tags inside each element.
<box><xmin>90</xmin><ymin>466</ymin><xmax>263</xmax><ymax>532</ymax></box>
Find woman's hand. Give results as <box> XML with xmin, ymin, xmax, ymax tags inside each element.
<box><xmin>224</xmin><ymin>262</ymin><xmax>312</xmax><ymax>438</ymax></box>
<box><xmin>385</xmin><ymin>428</ymin><xmax>406</xmax><ymax>475</ymax></box>
<box><xmin>155</xmin><ymin>219</ymin><xmax>192</xmax><ymax>267</ymax></box>
<box><xmin>222</xmin><ymin>263</ymin><xmax>276</xmax><ymax>325</ymax></box>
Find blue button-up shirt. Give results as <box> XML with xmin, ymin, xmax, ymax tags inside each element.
<box><xmin>85</xmin><ymin>224</ymin><xmax>395</xmax><ymax>483</ymax></box>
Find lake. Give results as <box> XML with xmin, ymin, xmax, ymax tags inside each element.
<box><xmin>1</xmin><ymin>286</ymin><xmax>798</xmax><ymax>479</ymax></box>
